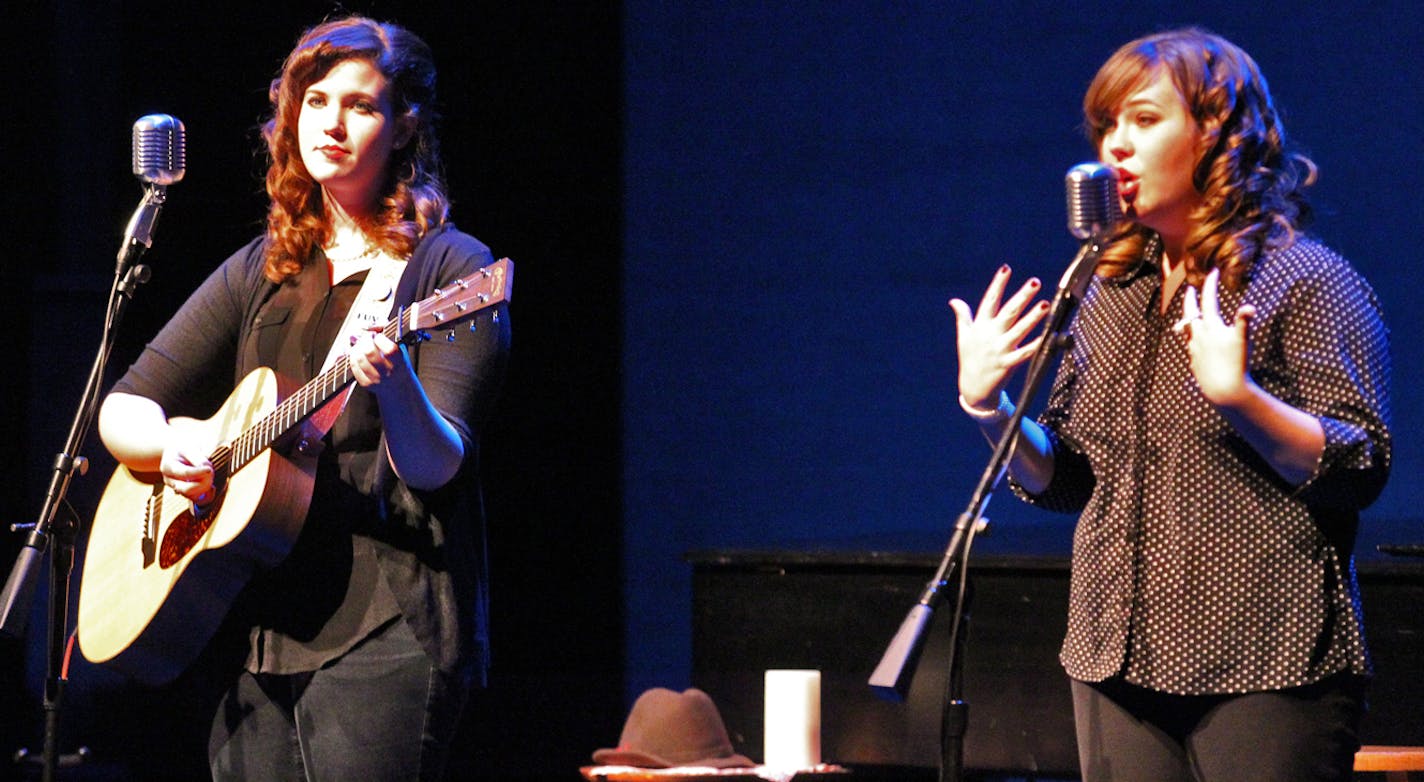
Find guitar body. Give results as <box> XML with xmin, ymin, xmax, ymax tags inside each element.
<box><xmin>77</xmin><ymin>367</ymin><xmax>316</xmax><ymax>685</ymax></box>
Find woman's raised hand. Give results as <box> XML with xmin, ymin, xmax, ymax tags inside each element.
<box><xmin>1179</xmin><ymin>267</ymin><xmax>1256</xmax><ymax>407</ymax></box>
<box><xmin>948</xmin><ymin>265</ymin><xmax>1051</xmax><ymax>409</ymax></box>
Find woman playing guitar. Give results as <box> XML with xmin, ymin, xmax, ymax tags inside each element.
<box><xmin>91</xmin><ymin>16</ymin><xmax>510</xmax><ymax>780</ymax></box>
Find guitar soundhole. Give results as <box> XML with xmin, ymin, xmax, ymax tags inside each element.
<box><xmin>158</xmin><ymin>492</ymin><xmax>224</xmax><ymax>569</ymax></box>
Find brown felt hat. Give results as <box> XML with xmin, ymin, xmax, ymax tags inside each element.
<box><xmin>592</xmin><ymin>687</ymin><xmax>755</xmax><ymax>768</ymax></box>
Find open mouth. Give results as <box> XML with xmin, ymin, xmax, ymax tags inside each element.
<box><xmin>1114</xmin><ymin>170</ymin><xmax>1139</xmax><ymax>201</ymax></box>
<box><xmin>1116</xmin><ymin>176</ymin><xmax>1139</xmax><ymax>211</ymax></box>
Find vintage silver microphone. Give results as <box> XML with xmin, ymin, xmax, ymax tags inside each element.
<box><xmin>1065</xmin><ymin>161</ymin><xmax>1122</xmax><ymax>240</ymax></box>
<box><xmin>132</xmin><ymin>113</ymin><xmax>187</xmax><ymax>186</ymax></box>
<box><xmin>117</xmin><ymin>114</ymin><xmax>186</xmax><ymax>270</ymax></box>
<box><xmin>1055</xmin><ymin>162</ymin><xmax>1122</xmax><ymax>300</ymax></box>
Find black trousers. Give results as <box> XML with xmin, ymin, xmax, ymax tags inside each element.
<box><xmin>1070</xmin><ymin>673</ymin><xmax>1364</xmax><ymax>782</ymax></box>
<box><xmin>207</xmin><ymin>617</ymin><xmax>470</xmax><ymax>781</ymax></box>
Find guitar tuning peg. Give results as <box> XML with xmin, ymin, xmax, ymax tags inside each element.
<box><xmin>469</xmin><ymin>320</ymin><xmax>479</xmax><ymax>332</ymax></box>
<box><xmin>446</xmin><ymin>329</ymin><xmax>456</xmax><ymax>343</ymax></box>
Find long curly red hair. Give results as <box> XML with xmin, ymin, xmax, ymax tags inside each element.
<box><xmin>1082</xmin><ymin>28</ymin><xmax>1315</xmax><ymax>291</ymax></box>
<box><xmin>261</xmin><ymin>16</ymin><xmax>449</xmax><ymax>283</ymax></box>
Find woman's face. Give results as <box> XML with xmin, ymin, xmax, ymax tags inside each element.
<box><xmin>297</xmin><ymin>58</ymin><xmax>404</xmax><ymax>216</ymax></box>
<box><xmin>1098</xmin><ymin>69</ymin><xmax>1206</xmax><ymax>247</ymax></box>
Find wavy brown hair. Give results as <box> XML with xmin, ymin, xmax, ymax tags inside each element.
<box><xmin>1083</xmin><ymin>28</ymin><xmax>1315</xmax><ymax>291</ymax></box>
<box><xmin>261</xmin><ymin>16</ymin><xmax>449</xmax><ymax>283</ymax></box>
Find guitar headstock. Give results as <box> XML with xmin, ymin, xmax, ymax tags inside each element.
<box><xmin>404</xmin><ymin>258</ymin><xmax>513</xmax><ymax>338</ymax></box>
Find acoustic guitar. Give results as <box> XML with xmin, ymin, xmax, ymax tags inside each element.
<box><xmin>76</xmin><ymin>258</ymin><xmax>512</xmax><ymax>684</ymax></box>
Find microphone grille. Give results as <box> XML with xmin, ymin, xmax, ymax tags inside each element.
<box><xmin>132</xmin><ymin>114</ymin><xmax>186</xmax><ymax>186</ymax></box>
<box><xmin>1065</xmin><ymin>162</ymin><xmax>1121</xmax><ymax>240</ymax></box>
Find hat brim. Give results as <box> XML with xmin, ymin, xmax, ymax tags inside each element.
<box><xmin>590</xmin><ymin>748</ymin><xmax>755</xmax><ymax>769</ymax></box>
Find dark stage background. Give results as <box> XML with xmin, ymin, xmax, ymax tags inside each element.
<box><xmin>1</xmin><ymin>1</ymin><xmax>1420</xmax><ymax>780</ymax></box>
<box><xmin>3</xmin><ymin>2</ymin><xmax>622</xmax><ymax>779</ymax></box>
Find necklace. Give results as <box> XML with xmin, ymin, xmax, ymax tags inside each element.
<box><xmin>324</xmin><ymin>241</ymin><xmax>379</xmax><ymax>263</ymax></box>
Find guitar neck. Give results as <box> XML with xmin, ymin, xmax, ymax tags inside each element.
<box><xmin>225</xmin><ymin>309</ymin><xmax>414</xmax><ymax>471</ymax></box>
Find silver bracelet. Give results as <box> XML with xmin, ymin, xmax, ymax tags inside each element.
<box><xmin>959</xmin><ymin>391</ymin><xmax>1013</xmax><ymax>423</ymax></box>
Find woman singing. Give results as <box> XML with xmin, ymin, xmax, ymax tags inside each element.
<box><xmin>949</xmin><ymin>28</ymin><xmax>1390</xmax><ymax>782</ymax></box>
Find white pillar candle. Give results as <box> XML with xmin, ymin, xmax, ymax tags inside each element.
<box><xmin>763</xmin><ymin>669</ymin><xmax>821</xmax><ymax>769</ymax></box>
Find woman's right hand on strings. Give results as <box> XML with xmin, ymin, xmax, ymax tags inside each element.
<box><xmin>947</xmin><ymin>264</ymin><xmax>1051</xmax><ymax>409</ymax></box>
<box><xmin>97</xmin><ymin>392</ymin><xmax>217</xmax><ymax>504</ymax></box>
<box><xmin>158</xmin><ymin>419</ymin><xmax>216</xmax><ymax>504</ymax></box>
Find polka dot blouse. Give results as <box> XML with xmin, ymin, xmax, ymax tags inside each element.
<box><xmin>1012</xmin><ymin>237</ymin><xmax>1392</xmax><ymax>695</ymax></box>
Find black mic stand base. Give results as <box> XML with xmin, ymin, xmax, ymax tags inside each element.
<box><xmin>941</xmin><ymin>699</ymin><xmax>967</xmax><ymax>782</ymax></box>
<box><xmin>1</xmin><ymin>249</ymin><xmax>154</xmax><ymax>782</ymax></box>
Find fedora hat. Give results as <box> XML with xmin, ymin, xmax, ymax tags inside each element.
<box><xmin>593</xmin><ymin>687</ymin><xmax>754</xmax><ymax>768</ymax></box>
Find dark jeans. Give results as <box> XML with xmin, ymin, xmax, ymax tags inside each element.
<box><xmin>1070</xmin><ymin>674</ymin><xmax>1364</xmax><ymax>782</ymax></box>
<box><xmin>208</xmin><ymin>617</ymin><xmax>469</xmax><ymax>781</ymax></box>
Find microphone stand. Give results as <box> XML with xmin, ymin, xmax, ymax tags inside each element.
<box><xmin>868</xmin><ymin>230</ymin><xmax>1111</xmax><ymax>782</ymax></box>
<box><xmin>0</xmin><ymin>183</ymin><xmax>165</xmax><ymax>782</ymax></box>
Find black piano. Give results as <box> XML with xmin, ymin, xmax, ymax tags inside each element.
<box><xmin>689</xmin><ymin>524</ymin><xmax>1424</xmax><ymax>779</ymax></box>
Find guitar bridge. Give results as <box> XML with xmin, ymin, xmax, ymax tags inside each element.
<box><xmin>141</xmin><ymin>483</ymin><xmax>161</xmax><ymax>567</ymax></box>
